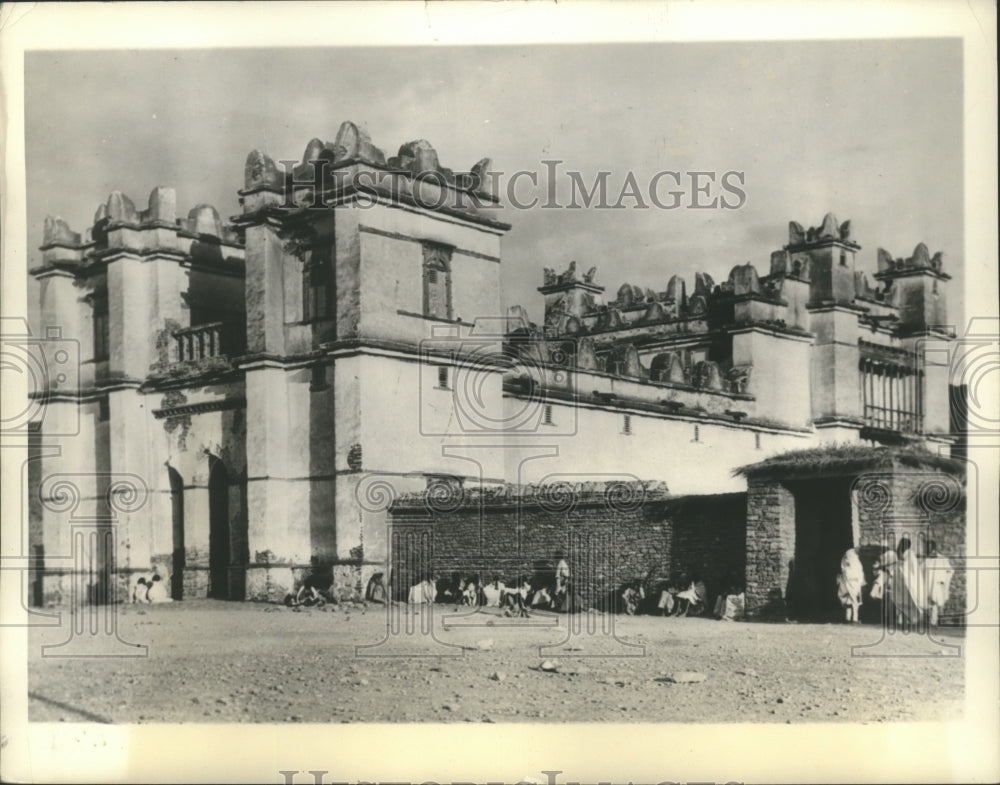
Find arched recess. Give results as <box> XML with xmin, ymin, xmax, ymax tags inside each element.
<box><xmin>168</xmin><ymin>466</ymin><xmax>185</xmax><ymax>600</ymax></box>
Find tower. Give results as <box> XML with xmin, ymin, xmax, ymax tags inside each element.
<box><xmin>233</xmin><ymin>122</ymin><xmax>512</xmax><ymax>598</ymax></box>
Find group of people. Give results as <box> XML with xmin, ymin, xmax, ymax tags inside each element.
<box><xmin>836</xmin><ymin>538</ymin><xmax>954</xmax><ymax>627</ymax></box>
<box><xmin>636</xmin><ymin>573</ymin><xmax>745</xmax><ymax>621</ymax></box>
<box><xmin>395</xmin><ymin>553</ymin><xmax>579</xmax><ymax>616</ymax></box>
<box><xmin>390</xmin><ymin>556</ymin><xmax>750</xmax><ymax>622</ymax></box>
<box><xmin>130</xmin><ymin>573</ymin><xmax>173</xmax><ymax>604</ymax></box>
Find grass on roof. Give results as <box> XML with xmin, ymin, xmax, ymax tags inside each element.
<box><xmin>735</xmin><ymin>443</ymin><xmax>964</xmax><ymax>479</ymax></box>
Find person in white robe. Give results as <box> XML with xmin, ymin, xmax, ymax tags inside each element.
<box><xmin>146</xmin><ymin>573</ymin><xmax>173</xmax><ymax>603</ymax></box>
<box><xmin>836</xmin><ymin>548</ymin><xmax>865</xmax><ymax>622</ymax></box>
<box><xmin>923</xmin><ymin>540</ymin><xmax>954</xmax><ymax>627</ymax></box>
<box><xmin>890</xmin><ymin>537</ymin><xmax>928</xmax><ymax>628</ymax></box>
<box><xmin>482</xmin><ymin>576</ymin><xmax>506</xmax><ymax>607</ymax></box>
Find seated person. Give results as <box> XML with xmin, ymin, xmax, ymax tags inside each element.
<box><xmin>620</xmin><ymin>580</ymin><xmax>645</xmax><ymax>615</ymax></box>
<box><xmin>408</xmin><ymin>573</ymin><xmax>435</xmax><ymax>605</ymax></box>
<box><xmin>296</xmin><ymin>582</ymin><xmax>325</xmax><ymax>607</ymax></box>
<box><xmin>713</xmin><ymin>583</ymin><xmax>746</xmax><ymax>621</ymax></box>
<box><xmin>530</xmin><ymin>584</ymin><xmax>554</xmax><ymax>609</ymax></box>
<box><xmin>435</xmin><ymin>572</ymin><xmax>462</xmax><ymax>605</ymax></box>
<box><xmin>364</xmin><ymin>572</ymin><xmax>387</xmax><ymax>604</ymax></box>
<box><xmin>146</xmin><ymin>573</ymin><xmax>173</xmax><ymax>604</ymax></box>
<box><xmin>482</xmin><ymin>575</ymin><xmax>507</xmax><ymax>607</ymax></box>
<box><xmin>656</xmin><ymin>579</ymin><xmax>678</xmax><ymax>616</ymax></box>
<box><xmin>501</xmin><ymin>577</ymin><xmax>532</xmax><ymax>617</ymax></box>
<box><xmin>131</xmin><ymin>576</ymin><xmax>151</xmax><ymax>604</ymax></box>
<box><xmin>674</xmin><ymin>573</ymin><xmax>707</xmax><ymax>616</ymax></box>
<box><xmin>462</xmin><ymin>576</ymin><xmax>480</xmax><ymax>607</ymax></box>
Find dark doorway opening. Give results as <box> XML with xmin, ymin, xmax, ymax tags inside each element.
<box><xmin>208</xmin><ymin>457</ymin><xmax>230</xmax><ymax>599</ymax></box>
<box><xmin>169</xmin><ymin>467</ymin><xmax>185</xmax><ymax>600</ymax></box>
<box><xmin>787</xmin><ymin>477</ymin><xmax>855</xmax><ymax>621</ymax></box>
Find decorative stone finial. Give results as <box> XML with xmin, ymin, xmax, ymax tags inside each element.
<box><xmin>469</xmin><ymin>157</ymin><xmax>496</xmax><ymax>197</ymax></box>
<box><xmin>187</xmin><ymin>204</ymin><xmax>221</xmax><ymax>237</ymax></box>
<box><xmin>147</xmin><ymin>187</ymin><xmax>177</xmax><ymax>223</ymax></box>
<box><xmin>244</xmin><ymin>150</ymin><xmax>283</xmax><ymax>191</ymax></box>
<box><xmin>42</xmin><ymin>215</ymin><xmax>81</xmax><ymax>247</ymax></box>
<box><xmin>788</xmin><ymin>221</ymin><xmax>805</xmax><ymax>245</ymax></box>
<box><xmin>728</xmin><ymin>263</ymin><xmax>761</xmax><ymax>296</ymax></box>
<box><xmin>817</xmin><ymin>213</ymin><xmax>840</xmax><ymax>240</ymax></box>
<box><xmin>106</xmin><ymin>191</ymin><xmax>138</xmax><ymax>224</ymax></box>
<box><xmin>331</xmin><ymin>121</ymin><xmax>386</xmax><ymax>165</ymax></box>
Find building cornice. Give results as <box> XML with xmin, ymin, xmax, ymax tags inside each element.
<box><xmin>151</xmin><ymin>396</ymin><xmax>246</xmax><ymax>419</ymax></box>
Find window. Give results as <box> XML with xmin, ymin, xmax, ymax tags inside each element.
<box><xmin>98</xmin><ymin>397</ymin><xmax>110</xmax><ymax>422</ymax></box>
<box><xmin>859</xmin><ymin>356</ymin><xmax>922</xmax><ymax>433</ymax></box>
<box><xmin>623</xmin><ymin>414</ymin><xmax>632</xmax><ymax>435</ymax></box>
<box><xmin>693</xmin><ymin>424</ymin><xmax>700</xmax><ymax>442</ymax></box>
<box><xmin>839</xmin><ymin>250</ymin><xmax>847</xmax><ymax>267</ymax></box>
<box><xmin>755</xmin><ymin>432</ymin><xmax>761</xmax><ymax>450</ymax></box>
<box><xmin>543</xmin><ymin>403</ymin><xmax>554</xmax><ymax>426</ymax></box>
<box><xmin>437</xmin><ymin>366</ymin><xmax>449</xmax><ymax>389</ymax></box>
<box><xmin>303</xmin><ymin>242</ymin><xmax>334</xmax><ymax>322</ymax></box>
<box><xmin>422</xmin><ymin>243</ymin><xmax>453</xmax><ymax>320</ymax></box>
<box><xmin>92</xmin><ymin>294</ymin><xmax>109</xmax><ymax>362</ymax></box>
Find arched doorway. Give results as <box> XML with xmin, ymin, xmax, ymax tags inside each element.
<box><xmin>168</xmin><ymin>467</ymin><xmax>185</xmax><ymax>600</ymax></box>
<box><xmin>208</xmin><ymin>457</ymin><xmax>230</xmax><ymax>599</ymax></box>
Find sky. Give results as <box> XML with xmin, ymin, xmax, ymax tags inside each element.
<box><xmin>25</xmin><ymin>40</ymin><xmax>964</xmax><ymax>326</ymax></box>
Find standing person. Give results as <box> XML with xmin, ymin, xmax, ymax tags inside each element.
<box><xmin>890</xmin><ymin>537</ymin><xmax>927</xmax><ymax>628</ymax></box>
<box><xmin>923</xmin><ymin>540</ymin><xmax>954</xmax><ymax>627</ymax></box>
<box><xmin>836</xmin><ymin>548</ymin><xmax>865</xmax><ymax>622</ymax></box>
<box><xmin>554</xmin><ymin>551</ymin><xmax>570</xmax><ymax>606</ymax></box>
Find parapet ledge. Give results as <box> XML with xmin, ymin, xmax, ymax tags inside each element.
<box><xmin>390</xmin><ymin>479</ymin><xmax>671</xmax><ymax>511</ymax></box>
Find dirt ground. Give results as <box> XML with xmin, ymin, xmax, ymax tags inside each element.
<box><xmin>27</xmin><ymin>599</ymin><xmax>964</xmax><ymax>724</ymax></box>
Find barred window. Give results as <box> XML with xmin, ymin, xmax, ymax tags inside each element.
<box><xmin>423</xmin><ymin>243</ymin><xmax>452</xmax><ymax>321</ymax></box>
<box><xmin>303</xmin><ymin>242</ymin><xmax>334</xmax><ymax>322</ymax></box>
<box><xmin>860</xmin><ymin>356</ymin><xmax>922</xmax><ymax>434</ymax></box>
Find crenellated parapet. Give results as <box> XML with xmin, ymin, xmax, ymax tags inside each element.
<box><xmin>236</xmin><ymin>120</ymin><xmax>503</xmax><ymax>226</ymax></box>
<box><xmin>34</xmin><ymin>187</ymin><xmax>243</xmax><ymax>279</ymax></box>
<box><xmin>786</xmin><ymin>213</ymin><xmax>858</xmax><ymax>248</ymax></box>
<box><xmin>875</xmin><ymin>242</ymin><xmax>947</xmax><ymax>278</ymax></box>
<box><xmin>873</xmin><ymin>243</ymin><xmax>950</xmax><ymax>335</ymax></box>
<box><xmin>534</xmin><ymin>257</ymin><xmax>795</xmax><ymax>340</ymax></box>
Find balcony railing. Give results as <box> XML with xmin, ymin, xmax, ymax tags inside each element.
<box><xmin>173</xmin><ymin>322</ymin><xmax>227</xmax><ymax>363</ymax></box>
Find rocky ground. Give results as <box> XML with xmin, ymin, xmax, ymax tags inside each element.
<box><xmin>28</xmin><ymin>599</ymin><xmax>964</xmax><ymax>724</ymax></box>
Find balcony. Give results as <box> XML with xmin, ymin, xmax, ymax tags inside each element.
<box><xmin>173</xmin><ymin>321</ymin><xmax>229</xmax><ymax>363</ymax></box>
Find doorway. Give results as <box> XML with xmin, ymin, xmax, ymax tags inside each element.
<box><xmin>787</xmin><ymin>477</ymin><xmax>855</xmax><ymax>621</ymax></box>
<box><xmin>208</xmin><ymin>457</ymin><xmax>230</xmax><ymax>599</ymax></box>
<box><xmin>169</xmin><ymin>467</ymin><xmax>185</xmax><ymax>600</ymax></box>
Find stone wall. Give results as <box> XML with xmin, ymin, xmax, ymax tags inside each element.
<box><xmin>388</xmin><ymin>484</ymin><xmax>746</xmax><ymax>610</ymax></box>
<box><xmin>744</xmin><ymin>459</ymin><xmax>966</xmax><ymax>622</ymax></box>
<box><xmin>853</xmin><ymin>468</ymin><xmax>967</xmax><ymax>624</ymax></box>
